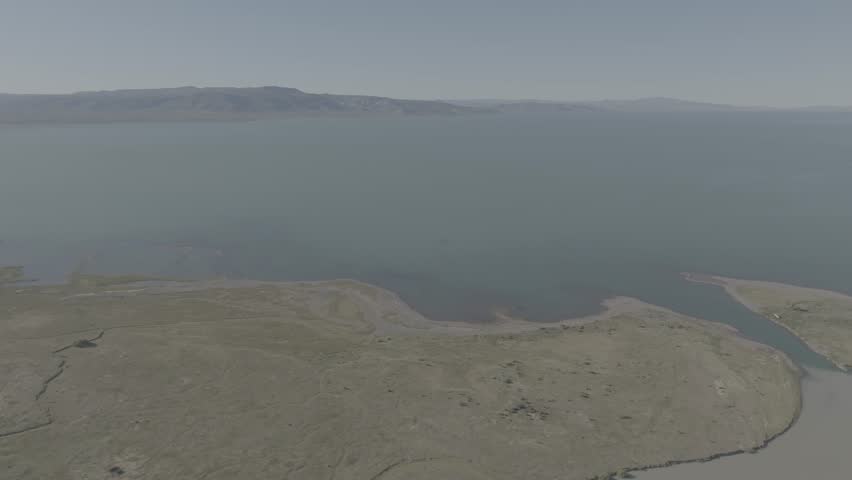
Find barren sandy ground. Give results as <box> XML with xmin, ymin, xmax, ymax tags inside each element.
<box><xmin>1</xmin><ymin>275</ymin><xmax>799</xmax><ymax>480</ymax></box>
<box><xmin>685</xmin><ymin>273</ymin><xmax>852</xmax><ymax>371</ymax></box>
<box><xmin>636</xmin><ymin>367</ymin><xmax>852</xmax><ymax>480</ymax></box>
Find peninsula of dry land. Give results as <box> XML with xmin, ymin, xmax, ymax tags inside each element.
<box><xmin>1</xmin><ymin>273</ymin><xmax>800</xmax><ymax>480</ymax></box>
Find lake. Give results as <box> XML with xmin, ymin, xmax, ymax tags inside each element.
<box><xmin>2</xmin><ymin>111</ymin><xmax>851</xmax><ymax>368</ymax></box>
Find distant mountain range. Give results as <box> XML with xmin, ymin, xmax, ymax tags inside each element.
<box><xmin>0</xmin><ymin>88</ymin><xmax>850</xmax><ymax>124</ymax></box>
<box><xmin>0</xmin><ymin>87</ymin><xmax>478</xmax><ymax>123</ymax></box>
<box><xmin>449</xmin><ymin>97</ymin><xmax>852</xmax><ymax>113</ymax></box>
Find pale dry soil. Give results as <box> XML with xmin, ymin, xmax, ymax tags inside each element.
<box><xmin>637</xmin><ymin>367</ymin><xmax>852</xmax><ymax>480</ymax></box>
<box><xmin>0</xmin><ymin>276</ymin><xmax>799</xmax><ymax>480</ymax></box>
<box><xmin>687</xmin><ymin>274</ymin><xmax>852</xmax><ymax>371</ymax></box>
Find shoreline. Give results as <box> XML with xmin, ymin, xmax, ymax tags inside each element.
<box><xmin>683</xmin><ymin>272</ymin><xmax>850</xmax><ymax>371</ymax></box>
<box><xmin>105</xmin><ymin>275</ymin><xmax>810</xmax><ymax>480</ymax></box>
<box><xmin>636</xmin><ymin>367</ymin><xmax>852</xmax><ymax>479</ymax></box>
<box><xmin>1</xmin><ymin>271</ymin><xmax>804</xmax><ymax>479</ymax></box>
<box><xmin>20</xmin><ymin>274</ymin><xmax>815</xmax><ymax>351</ymax></box>
<box><xmin>618</xmin><ymin>382</ymin><xmax>802</xmax><ymax>479</ymax></box>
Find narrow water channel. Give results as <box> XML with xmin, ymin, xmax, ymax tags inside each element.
<box><xmin>2</xmin><ymin>241</ymin><xmax>849</xmax><ymax>480</ymax></box>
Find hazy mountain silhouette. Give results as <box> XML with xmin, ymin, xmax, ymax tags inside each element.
<box><xmin>0</xmin><ymin>86</ymin><xmax>479</xmax><ymax>123</ymax></box>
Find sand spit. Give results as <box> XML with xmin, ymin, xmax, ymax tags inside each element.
<box><xmin>1</xmin><ymin>276</ymin><xmax>800</xmax><ymax>480</ymax></box>
<box><xmin>685</xmin><ymin>273</ymin><xmax>852</xmax><ymax>371</ymax></box>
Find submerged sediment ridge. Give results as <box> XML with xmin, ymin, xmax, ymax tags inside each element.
<box><xmin>0</xmin><ymin>273</ymin><xmax>800</xmax><ymax>480</ymax></box>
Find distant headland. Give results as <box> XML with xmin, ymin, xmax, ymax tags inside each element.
<box><xmin>1</xmin><ymin>86</ymin><xmax>851</xmax><ymax>124</ymax></box>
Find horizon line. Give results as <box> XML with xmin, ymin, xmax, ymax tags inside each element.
<box><xmin>1</xmin><ymin>85</ymin><xmax>851</xmax><ymax>110</ymax></box>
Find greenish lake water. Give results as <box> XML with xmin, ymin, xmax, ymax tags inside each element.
<box><xmin>2</xmin><ymin>111</ymin><xmax>851</xmax><ymax>369</ymax></box>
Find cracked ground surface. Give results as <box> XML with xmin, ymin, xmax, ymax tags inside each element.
<box><xmin>0</xmin><ymin>277</ymin><xmax>799</xmax><ymax>480</ymax></box>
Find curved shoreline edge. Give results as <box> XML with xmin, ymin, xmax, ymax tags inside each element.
<box><xmin>129</xmin><ymin>276</ymin><xmax>810</xmax><ymax>480</ymax></box>
<box><xmin>683</xmin><ymin>272</ymin><xmax>851</xmax><ymax>371</ymax></box>
<box><xmin>614</xmin><ymin>376</ymin><xmax>802</xmax><ymax>480</ymax></box>
<box><xmin>1</xmin><ymin>270</ymin><xmax>806</xmax><ymax>480</ymax></box>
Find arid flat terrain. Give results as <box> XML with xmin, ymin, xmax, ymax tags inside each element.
<box><xmin>637</xmin><ymin>367</ymin><xmax>852</xmax><ymax>480</ymax></box>
<box><xmin>1</xmin><ymin>274</ymin><xmax>799</xmax><ymax>480</ymax></box>
<box><xmin>686</xmin><ymin>273</ymin><xmax>852</xmax><ymax>371</ymax></box>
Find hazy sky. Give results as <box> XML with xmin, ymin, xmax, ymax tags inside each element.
<box><xmin>2</xmin><ymin>0</ymin><xmax>851</xmax><ymax>106</ymax></box>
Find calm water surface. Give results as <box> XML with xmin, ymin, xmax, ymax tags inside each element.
<box><xmin>3</xmin><ymin>112</ymin><xmax>851</xmax><ymax>368</ymax></box>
